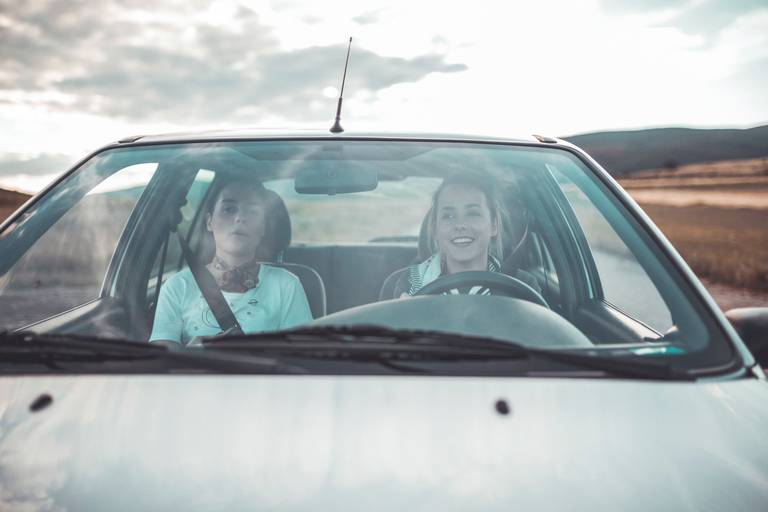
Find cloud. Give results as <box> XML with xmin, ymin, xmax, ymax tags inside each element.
<box><xmin>353</xmin><ymin>9</ymin><xmax>383</xmax><ymax>25</ymax></box>
<box><xmin>666</xmin><ymin>0</ymin><xmax>767</xmax><ymax>38</ymax></box>
<box><xmin>713</xmin><ymin>56</ymin><xmax>768</xmax><ymax>114</ymax></box>
<box><xmin>597</xmin><ymin>0</ymin><xmax>687</xmax><ymax>15</ymax></box>
<box><xmin>0</xmin><ymin>0</ymin><xmax>467</xmax><ymax>124</ymax></box>
<box><xmin>0</xmin><ymin>153</ymin><xmax>75</xmax><ymax>176</ymax></box>
<box><xmin>598</xmin><ymin>0</ymin><xmax>768</xmax><ymax>39</ymax></box>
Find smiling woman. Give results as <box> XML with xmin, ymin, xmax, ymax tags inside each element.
<box><xmin>392</xmin><ymin>172</ymin><xmax>505</xmax><ymax>297</ymax></box>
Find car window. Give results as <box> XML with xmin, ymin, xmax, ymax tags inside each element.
<box><xmin>548</xmin><ymin>164</ymin><xmax>673</xmax><ymax>332</ymax></box>
<box><xmin>266</xmin><ymin>177</ymin><xmax>438</xmax><ymax>243</ymax></box>
<box><xmin>0</xmin><ymin>140</ymin><xmax>730</xmax><ymax>373</ymax></box>
<box><xmin>0</xmin><ymin>163</ymin><xmax>157</xmax><ymax>329</ymax></box>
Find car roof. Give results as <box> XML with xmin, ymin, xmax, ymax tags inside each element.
<box><xmin>112</xmin><ymin>128</ymin><xmax>563</xmax><ymax>147</ymax></box>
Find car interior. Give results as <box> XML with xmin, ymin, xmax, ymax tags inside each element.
<box><xmin>1</xmin><ymin>140</ymin><xmax>696</xmax><ymax>350</ymax></box>
<box><xmin>148</xmin><ymin>171</ymin><xmax>555</xmax><ymax>315</ymax></box>
<box><xmin>130</xmin><ymin>162</ymin><xmax>662</xmax><ymax>346</ymax></box>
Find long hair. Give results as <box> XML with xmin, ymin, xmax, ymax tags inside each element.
<box><xmin>198</xmin><ymin>177</ymin><xmax>290</xmax><ymax>263</ymax></box>
<box><xmin>425</xmin><ymin>171</ymin><xmax>506</xmax><ymax>261</ymax></box>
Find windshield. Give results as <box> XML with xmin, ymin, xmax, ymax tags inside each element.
<box><xmin>0</xmin><ymin>139</ymin><xmax>733</xmax><ymax>374</ymax></box>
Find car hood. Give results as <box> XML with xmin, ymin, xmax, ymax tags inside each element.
<box><xmin>1</xmin><ymin>375</ymin><xmax>767</xmax><ymax>511</ymax></box>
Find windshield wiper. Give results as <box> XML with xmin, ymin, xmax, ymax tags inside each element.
<box><xmin>0</xmin><ymin>331</ymin><xmax>307</xmax><ymax>374</ymax></box>
<box><xmin>204</xmin><ymin>326</ymin><xmax>527</xmax><ymax>374</ymax></box>
<box><xmin>203</xmin><ymin>325</ymin><xmax>694</xmax><ymax>380</ymax></box>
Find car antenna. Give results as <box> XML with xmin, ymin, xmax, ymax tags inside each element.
<box><xmin>330</xmin><ymin>37</ymin><xmax>352</xmax><ymax>134</ymax></box>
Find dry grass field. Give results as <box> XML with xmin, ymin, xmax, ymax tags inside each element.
<box><xmin>620</xmin><ymin>157</ymin><xmax>768</xmax><ymax>307</ymax></box>
<box><xmin>626</xmin><ymin>156</ymin><xmax>768</xmax><ymax>179</ymax></box>
<box><xmin>0</xmin><ymin>187</ymin><xmax>30</xmax><ymax>221</ymax></box>
<box><xmin>641</xmin><ymin>204</ymin><xmax>768</xmax><ymax>290</ymax></box>
<box><xmin>621</xmin><ymin>157</ymin><xmax>768</xmax><ymax>209</ymax></box>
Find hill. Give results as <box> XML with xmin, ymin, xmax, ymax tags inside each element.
<box><xmin>563</xmin><ymin>124</ymin><xmax>768</xmax><ymax>176</ymax></box>
<box><xmin>0</xmin><ymin>187</ymin><xmax>31</xmax><ymax>222</ymax></box>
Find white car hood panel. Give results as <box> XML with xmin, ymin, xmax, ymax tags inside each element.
<box><xmin>1</xmin><ymin>375</ymin><xmax>767</xmax><ymax>511</ymax></box>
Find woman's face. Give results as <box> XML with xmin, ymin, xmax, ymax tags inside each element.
<box><xmin>435</xmin><ymin>183</ymin><xmax>497</xmax><ymax>271</ymax></box>
<box><xmin>206</xmin><ymin>183</ymin><xmax>266</xmax><ymax>259</ymax></box>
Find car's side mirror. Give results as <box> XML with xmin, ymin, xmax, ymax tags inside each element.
<box><xmin>725</xmin><ymin>308</ymin><xmax>768</xmax><ymax>368</ymax></box>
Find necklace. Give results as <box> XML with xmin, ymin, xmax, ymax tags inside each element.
<box><xmin>211</xmin><ymin>255</ymin><xmax>260</xmax><ymax>293</ymax></box>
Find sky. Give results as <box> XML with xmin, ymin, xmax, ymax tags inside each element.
<box><xmin>1</xmin><ymin>0</ymin><xmax>767</xmax><ymax>192</ymax></box>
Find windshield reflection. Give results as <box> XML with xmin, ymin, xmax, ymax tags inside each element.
<box><xmin>0</xmin><ymin>141</ymin><xmax>728</xmax><ymax>368</ymax></box>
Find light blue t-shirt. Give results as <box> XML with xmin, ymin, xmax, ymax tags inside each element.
<box><xmin>149</xmin><ymin>265</ymin><xmax>312</xmax><ymax>345</ymax></box>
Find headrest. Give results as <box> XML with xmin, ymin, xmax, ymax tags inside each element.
<box><xmin>255</xmin><ymin>188</ymin><xmax>291</xmax><ymax>262</ymax></box>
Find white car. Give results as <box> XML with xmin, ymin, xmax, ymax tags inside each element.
<box><xmin>1</xmin><ymin>131</ymin><xmax>767</xmax><ymax>511</ymax></box>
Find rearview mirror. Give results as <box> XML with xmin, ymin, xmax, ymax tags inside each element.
<box><xmin>295</xmin><ymin>167</ymin><xmax>378</xmax><ymax>195</ymax></box>
<box><xmin>725</xmin><ymin>307</ymin><xmax>768</xmax><ymax>368</ymax></box>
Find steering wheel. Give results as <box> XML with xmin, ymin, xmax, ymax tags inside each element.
<box><xmin>415</xmin><ymin>270</ymin><xmax>550</xmax><ymax>309</ymax></box>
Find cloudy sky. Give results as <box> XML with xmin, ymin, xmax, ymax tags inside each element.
<box><xmin>1</xmin><ymin>0</ymin><xmax>767</xmax><ymax>192</ymax></box>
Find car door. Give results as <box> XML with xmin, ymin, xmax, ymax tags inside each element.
<box><xmin>0</xmin><ymin>154</ymin><xmax>162</xmax><ymax>336</ymax></box>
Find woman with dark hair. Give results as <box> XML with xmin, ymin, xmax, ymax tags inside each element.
<box><xmin>149</xmin><ymin>178</ymin><xmax>311</xmax><ymax>346</ymax></box>
<box><xmin>393</xmin><ymin>172</ymin><xmax>506</xmax><ymax>297</ymax></box>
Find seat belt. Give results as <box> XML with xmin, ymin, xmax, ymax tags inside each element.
<box><xmin>173</xmin><ymin>228</ymin><xmax>243</xmax><ymax>336</ymax></box>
